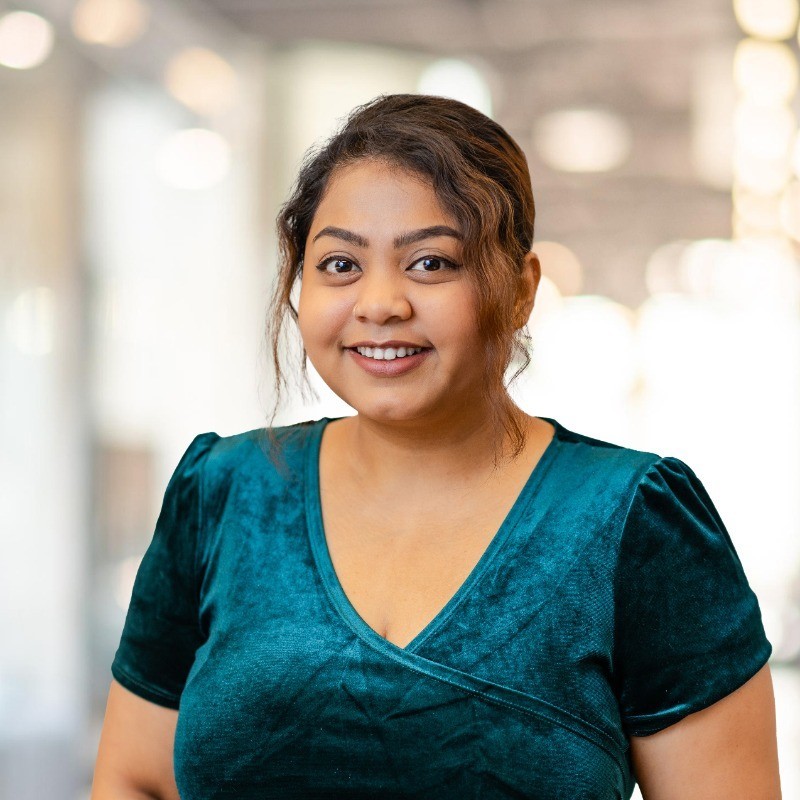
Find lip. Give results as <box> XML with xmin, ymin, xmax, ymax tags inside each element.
<box><xmin>347</xmin><ymin>346</ymin><xmax>430</xmax><ymax>377</ymax></box>
<box><xmin>346</xmin><ymin>340</ymin><xmax>430</xmax><ymax>349</ymax></box>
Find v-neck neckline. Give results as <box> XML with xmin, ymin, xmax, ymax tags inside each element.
<box><xmin>304</xmin><ymin>415</ymin><xmax>564</xmax><ymax>655</ymax></box>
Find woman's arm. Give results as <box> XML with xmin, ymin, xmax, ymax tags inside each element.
<box><xmin>90</xmin><ymin>679</ymin><xmax>181</xmax><ymax>800</ymax></box>
<box><xmin>629</xmin><ymin>663</ymin><xmax>781</xmax><ymax>799</ymax></box>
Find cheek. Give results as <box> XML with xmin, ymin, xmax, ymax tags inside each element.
<box><xmin>424</xmin><ymin>290</ymin><xmax>481</xmax><ymax>345</ymax></box>
<box><xmin>297</xmin><ymin>285</ymin><xmax>352</xmax><ymax>346</ymax></box>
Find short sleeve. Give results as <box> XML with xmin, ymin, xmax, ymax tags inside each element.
<box><xmin>612</xmin><ymin>455</ymin><xmax>772</xmax><ymax>737</ymax></box>
<box><xmin>110</xmin><ymin>431</ymin><xmax>219</xmax><ymax>709</ymax></box>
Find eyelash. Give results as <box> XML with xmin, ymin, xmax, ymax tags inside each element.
<box><xmin>315</xmin><ymin>255</ymin><xmax>461</xmax><ymax>275</ymax></box>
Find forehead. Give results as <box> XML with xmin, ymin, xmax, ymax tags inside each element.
<box><xmin>310</xmin><ymin>159</ymin><xmax>458</xmax><ymax>232</ymax></box>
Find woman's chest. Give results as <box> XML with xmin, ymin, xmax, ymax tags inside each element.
<box><xmin>180</xmin><ymin>594</ymin><xmax>630</xmax><ymax>800</ymax></box>
<box><xmin>183</xmin><ymin>485</ymin><xmax>633</xmax><ymax>797</ymax></box>
<box><xmin>318</xmin><ymin>482</ymin><xmax>522</xmax><ymax>650</ymax></box>
<box><xmin>313</xmin><ymin>418</ymin><xmax>561</xmax><ymax>651</ymax></box>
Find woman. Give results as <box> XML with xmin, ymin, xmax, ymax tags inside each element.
<box><xmin>92</xmin><ymin>94</ymin><xmax>781</xmax><ymax>799</ymax></box>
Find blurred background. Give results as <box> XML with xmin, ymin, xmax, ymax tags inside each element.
<box><xmin>1</xmin><ymin>0</ymin><xmax>799</xmax><ymax>796</ymax></box>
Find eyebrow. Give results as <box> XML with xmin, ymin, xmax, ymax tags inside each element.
<box><xmin>311</xmin><ymin>225</ymin><xmax>462</xmax><ymax>249</ymax></box>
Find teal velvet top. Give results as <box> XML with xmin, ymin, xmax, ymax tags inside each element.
<box><xmin>110</xmin><ymin>416</ymin><xmax>772</xmax><ymax>799</ymax></box>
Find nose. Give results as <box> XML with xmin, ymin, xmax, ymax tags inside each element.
<box><xmin>352</xmin><ymin>270</ymin><xmax>412</xmax><ymax>324</ymax></box>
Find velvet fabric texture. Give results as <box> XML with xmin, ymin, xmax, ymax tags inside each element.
<box><xmin>111</xmin><ymin>416</ymin><xmax>772</xmax><ymax>799</ymax></box>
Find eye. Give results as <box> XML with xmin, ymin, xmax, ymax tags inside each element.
<box><xmin>316</xmin><ymin>257</ymin><xmax>361</xmax><ymax>274</ymax></box>
<box><xmin>407</xmin><ymin>256</ymin><xmax>460</xmax><ymax>272</ymax></box>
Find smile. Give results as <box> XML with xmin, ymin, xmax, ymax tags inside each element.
<box><xmin>355</xmin><ymin>345</ymin><xmax>424</xmax><ymax>361</ymax></box>
<box><xmin>347</xmin><ymin>346</ymin><xmax>431</xmax><ymax>376</ymax></box>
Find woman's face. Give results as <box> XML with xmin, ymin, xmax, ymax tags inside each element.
<box><xmin>298</xmin><ymin>158</ymin><xmax>490</xmax><ymax>426</ymax></box>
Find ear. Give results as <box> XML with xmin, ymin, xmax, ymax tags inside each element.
<box><xmin>514</xmin><ymin>251</ymin><xmax>541</xmax><ymax>329</ymax></box>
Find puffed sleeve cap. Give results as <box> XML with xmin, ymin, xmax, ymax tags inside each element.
<box><xmin>110</xmin><ymin>432</ymin><xmax>219</xmax><ymax>709</ymax></box>
<box><xmin>612</xmin><ymin>456</ymin><xmax>772</xmax><ymax>737</ymax></box>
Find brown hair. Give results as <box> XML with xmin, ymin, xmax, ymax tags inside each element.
<box><xmin>264</xmin><ymin>93</ymin><xmax>536</xmax><ymax>466</ymax></box>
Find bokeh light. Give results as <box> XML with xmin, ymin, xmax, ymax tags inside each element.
<box><xmin>733</xmin><ymin>187</ymin><xmax>783</xmax><ymax>231</ymax></box>
<box><xmin>779</xmin><ymin>179</ymin><xmax>800</xmax><ymax>240</ymax></box>
<box><xmin>680</xmin><ymin>236</ymin><xmax>800</xmax><ymax>309</ymax></box>
<box><xmin>734</xmin><ymin>0</ymin><xmax>799</xmax><ymax>40</ymax></box>
<box><xmin>533</xmin><ymin>108</ymin><xmax>631</xmax><ymax>173</ymax></box>
<box><xmin>71</xmin><ymin>0</ymin><xmax>149</xmax><ymax>47</ymax></box>
<box><xmin>6</xmin><ymin>287</ymin><xmax>56</xmax><ymax>355</ymax></box>
<box><xmin>155</xmin><ymin>128</ymin><xmax>231</xmax><ymax>189</ymax></box>
<box><xmin>734</xmin><ymin>149</ymin><xmax>791</xmax><ymax>193</ymax></box>
<box><xmin>734</xmin><ymin>102</ymin><xmax>795</xmax><ymax>160</ymax></box>
<box><xmin>0</xmin><ymin>11</ymin><xmax>54</xmax><ymax>70</ymax></box>
<box><xmin>533</xmin><ymin>295</ymin><xmax>638</xmax><ymax>394</ymax></box>
<box><xmin>635</xmin><ymin>293</ymin><xmax>717</xmax><ymax>394</ymax></box>
<box><xmin>789</xmin><ymin>130</ymin><xmax>800</xmax><ymax>178</ymax></box>
<box><xmin>532</xmin><ymin>240</ymin><xmax>584</xmax><ymax>296</ymax></box>
<box><xmin>164</xmin><ymin>47</ymin><xmax>238</xmax><ymax>116</ymax></box>
<box><xmin>528</xmin><ymin>274</ymin><xmax>565</xmax><ymax>330</ymax></box>
<box><xmin>417</xmin><ymin>59</ymin><xmax>492</xmax><ymax>116</ymax></box>
<box><xmin>645</xmin><ymin>240</ymin><xmax>693</xmax><ymax>295</ymax></box>
<box><xmin>733</xmin><ymin>39</ymin><xmax>798</xmax><ymax>104</ymax></box>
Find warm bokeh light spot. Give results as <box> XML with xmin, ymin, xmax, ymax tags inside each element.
<box><xmin>734</xmin><ymin>102</ymin><xmax>795</xmax><ymax>160</ymax></box>
<box><xmin>734</xmin><ymin>39</ymin><xmax>798</xmax><ymax>104</ymax></box>
<box><xmin>0</xmin><ymin>11</ymin><xmax>54</xmax><ymax>70</ymax></box>
<box><xmin>417</xmin><ymin>58</ymin><xmax>492</xmax><ymax>116</ymax></box>
<box><xmin>164</xmin><ymin>47</ymin><xmax>238</xmax><ymax>116</ymax></box>
<box><xmin>71</xmin><ymin>0</ymin><xmax>149</xmax><ymax>47</ymax></box>
<box><xmin>533</xmin><ymin>108</ymin><xmax>631</xmax><ymax>173</ymax></box>
<box><xmin>532</xmin><ymin>240</ymin><xmax>584</xmax><ymax>297</ymax></box>
<box><xmin>734</xmin><ymin>0</ymin><xmax>799</xmax><ymax>40</ymax></box>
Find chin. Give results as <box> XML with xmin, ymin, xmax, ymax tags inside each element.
<box><xmin>357</xmin><ymin>406</ymin><xmax>418</xmax><ymax>423</ymax></box>
<box><xmin>349</xmin><ymin>399</ymin><xmax>428</xmax><ymax>424</ymax></box>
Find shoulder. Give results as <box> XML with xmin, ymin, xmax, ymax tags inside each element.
<box><xmin>190</xmin><ymin>417</ymin><xmax>327</xmax><ymax>493</ymax></box>
<box><xmin>551</xmin><ymin>420</ymin><xmax>723</xmax><ymax>538</ymax></box>
<box><xmin>173</xmin><ymin>419</ymin><xmax>328</xmax><ymax>537</ymax></box>
<box><xmin>550</xmin><ymin>418</ymin><xmax>659</xmax><ymax>469</ymax></box>
<box><xmin>556</xmin><ymin>418</ymin><xmax>729</xmax><ymax>541</ymax></box>
<box><xmin>548</xmin><ymin>418</ymin><xmax>668</xmax><ymax>511</ymax></box>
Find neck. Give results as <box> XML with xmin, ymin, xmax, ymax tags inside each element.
<box><xmin>332</xmin><ymin>398</ymin><xmax>531</xmax><ymax>491</ymax></box>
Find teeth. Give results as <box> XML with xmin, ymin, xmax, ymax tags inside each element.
<box><xmin>356</xmin><ymin>346</ymin><xmax>423</xmax><ymax>361</ymax></box>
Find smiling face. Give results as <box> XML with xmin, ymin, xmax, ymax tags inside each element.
<box><xmin>297</xmin><ymin>158</ymin><xmax>491</xmax><ymax>427</ymax></box>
